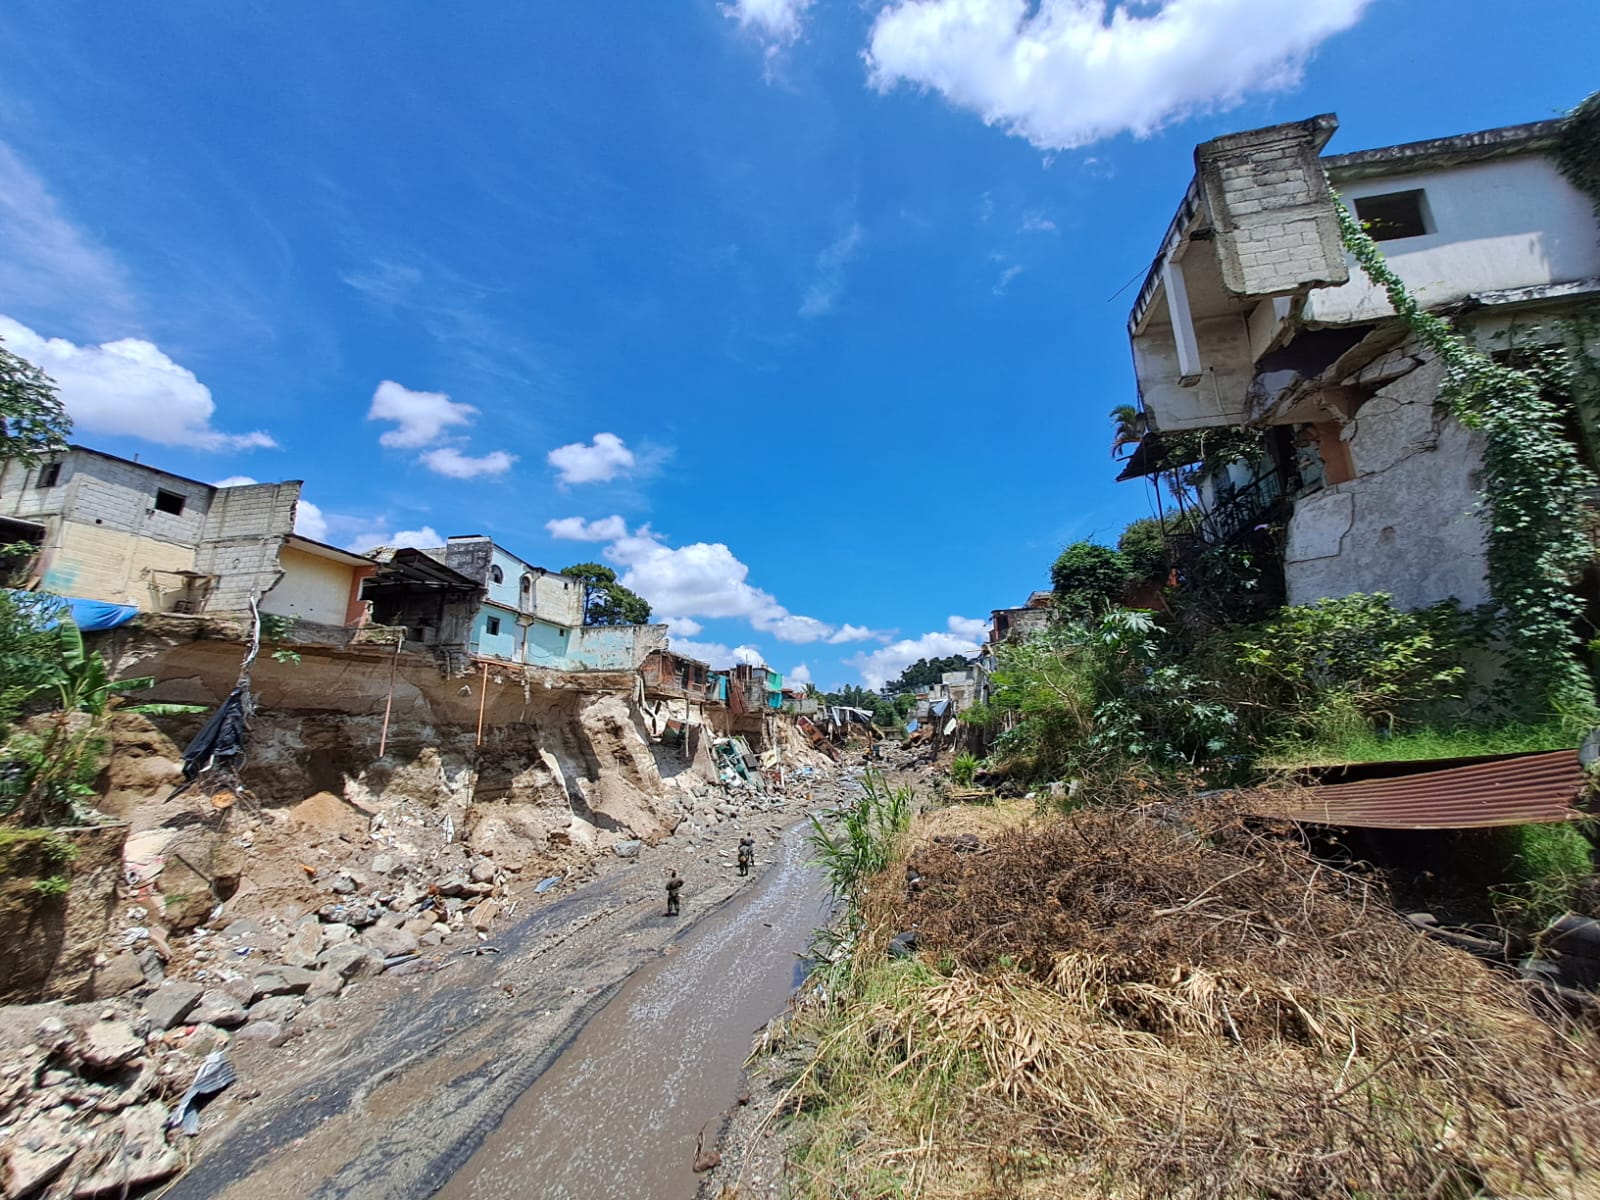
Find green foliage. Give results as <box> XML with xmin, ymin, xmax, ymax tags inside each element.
<box><xmin>885</xmin><ymin>655</ymin><xmax>970</xmax><ymax>695</ymax></box>
<box><xmin>1116</xmin><ymin>518</ymin><xmax>1168</xmax><ymax>584</ymax></box>
<box><xmin>1556</xmin><ymin>90</ymin><xmax>1600</xmax><ymax>222</ymax></box>
<box><xmin>260</xmin><ymin>613</ymin><xmax>303</xmax><ymax>665</ymax></box>
<box><xmin>1050</xmin><ymin>542</ymin><xmax>1128</xmax><ymax>620</ymax></box>
<box><xmin>560</xmin><ymin>562</ymin><xmax>652</xmax><ymax>626</ymax></box>
<box><xmin>0</xmin><ymin>340</ymin><xmax>71</xmax><ymax>466</ymax></box>
<box><xmin>0</xmin><ymin>593</ymin><xmax>64</xmax><ymax>734</ymax></box>
<box><xmin>1230</xmin><ymin>593</ymin><xmax>1487</xmax><ymax>746</ymax></box>
<box><xmin>966</xmin><ymin>610</ymin><xmax>1238</xmax><ymax>787</ymax></box>
<box><xmin>31</xmin><ymin>874</ymin><xmax>69</xmax><ymax>897</ymax></box>
<box><xmin>806</xmin><ymin>770</ymin><xmax>912</xmax><ymax>904</ymax></box>
<box><xmin>1490</xmin><ymin>822</ymin><xmax>1595</xmax><ymax>926</ymax></box>
<box><xmin>1108</xmin><ymin>403</ymin><xmax>1147</xmax><ymax>458</ymax></box>
<box><xmin>1335</xmin><ymin>196</ymin><xmax>1597</xmax><ymax>718</ymax></box>
<box><xmin>1259</xmin><ymin>719</ymin><xmax>1575</xmax><ymax>770</ymax></box>
<box><xmin>950</xmin><ymin>752</ymin><xmax>978</xmax><ymax>786</ymax></box>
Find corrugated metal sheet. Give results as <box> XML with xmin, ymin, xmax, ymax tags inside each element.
<box><xmin>1241</xmin><ymin>750</ymin><xmax>1590</xmax><ymax>830</ymax></box>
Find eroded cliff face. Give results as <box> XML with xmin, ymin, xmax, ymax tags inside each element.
<box><xmin>108</xmin><ymin>628</ymin><xmax>693</xmax><ymax>867</ymax></box>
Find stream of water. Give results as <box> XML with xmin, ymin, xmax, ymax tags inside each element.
<box><xmin>435</xmin><ymin>830</ymin><xmax>830</xmax><ymax>1200</ymax></box>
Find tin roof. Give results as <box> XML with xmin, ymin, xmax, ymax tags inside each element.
<box><xmin>1240</xmin><ymin>750</ymin><xmax>1590</xmax><ymax>830</ymax></box>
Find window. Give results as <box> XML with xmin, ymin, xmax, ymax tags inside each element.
<box><xmin>154</xmin><ymin>489</ymin><xmax>186</xmax><ymax>515</ymax></box>
<box><xmin>486</xmin><ymin>616</ymin><xmax>502</xmax><ymax>637</ymax></box>
<box><xmin>521</xmin><ymin>574</ymin><xmax>533</xmax><ymax>594</ymax></box>
<box><xmin>489</xmin><ymin>565</ymin><xmax>504</xmax><ymax>584</ymax></box>
<box><xmin>1353</xmin><ymin>190</ymin><xmax>1430</xmax><ymax>241</ymax></box>
<box><xmin>35</xmin><ymin>462</ymin><xmax>60</xmax><ymax>488</ymax></box>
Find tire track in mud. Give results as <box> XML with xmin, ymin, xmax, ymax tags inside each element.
<box><xmin>163</xmin><ymin>818</ymin><xmax>824</xmax><ymax>1200</ymax></box>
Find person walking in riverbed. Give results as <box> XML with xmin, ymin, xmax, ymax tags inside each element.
<box><xmin>737</xmin><ymin>835</ymin><xmax>755</xmax><ymax>877</ymax></box>
<box><xmin>665</xmin><ymin>869</ymin><xmax>684</xmax><ymax>916</ymax></box>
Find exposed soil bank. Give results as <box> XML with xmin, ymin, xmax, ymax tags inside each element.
<box><xmin>438</xmin><ymin>827</ymin><xmax>829</xmax><ymax>1200</ymax></box>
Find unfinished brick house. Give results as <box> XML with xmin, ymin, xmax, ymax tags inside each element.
<box><xmin>1120</xmin><ymin>113</ymin><xmax>1600</xmax><ymax>613</ymax></box>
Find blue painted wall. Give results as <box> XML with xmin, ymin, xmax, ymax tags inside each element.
<box><xmin>522</xmin><ymin>618</ymin><xmax>574</xmax><ymax>668</ymax></box>
<box><xmin>471</xmin><ymin>603</ymin><xmax>520</xmax><ymax>660</ymax></box>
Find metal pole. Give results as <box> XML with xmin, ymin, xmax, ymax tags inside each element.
<box><xmin>476</xmin><ymin>660</ymin><xmax>489</xmax><ymax>746</ymax></box>
<box><xmin>378</xmin><ymin>633</ymin><xmax>403</xmax><ymax>757</ymax></box>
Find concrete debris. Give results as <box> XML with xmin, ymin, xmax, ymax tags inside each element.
<box><xmin>141</xmin><ymin>981</ymin><xmax>203</xmax><ymax>1031</ymax></box>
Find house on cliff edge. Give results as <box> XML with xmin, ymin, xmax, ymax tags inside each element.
<box><xmin>1119</xmin><ymin>112</ymin><xmax>1600</xmax><ymax>616</ymax></box>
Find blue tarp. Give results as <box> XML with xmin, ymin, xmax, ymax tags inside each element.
<box><xmin>905</xmin><ymin>719</ymin><xmax>920</xmax><ymax>733</ymax></box>
<box><xmin>7</xmin><ymin>590</ymin><xmax>140</xmax><ymax>632</ymax></box>
<box><xmin>930</xmin><ymin>699</ymin><xmax>951</xmax><ymax>718</ymax></box>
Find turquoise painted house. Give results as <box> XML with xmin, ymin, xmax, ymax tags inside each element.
<box><xmin>431</xmin><ymin>535</ymin><xmax>666</xmax><ymax>671</ymax></box>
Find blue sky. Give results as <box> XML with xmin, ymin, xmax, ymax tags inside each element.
<box><xmin>0</xmin><ymin>0</ymin><xmax>1595</xmax><ymax>689</ymax></box>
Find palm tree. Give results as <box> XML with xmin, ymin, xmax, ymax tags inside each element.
<box><xmin>1109</xmin><ymin>404</ymin><xmax>1148</xmax><ymax>459</ymax></box>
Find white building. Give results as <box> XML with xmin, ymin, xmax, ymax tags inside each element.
<box><xmin>1124</xmin><ymin>113</ymin><xmax>1600</xmax><ymax>611</ymax></box>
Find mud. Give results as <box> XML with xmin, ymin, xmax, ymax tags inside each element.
<box><xmin>156</xmin><ymin>804</ymin><xmax>836</xmax><ymax>1200</ymax></box>
<box><xmin>437</xmin><ymin>827</ymin><xmax>829</xmax><ymax>1200</ymax></box>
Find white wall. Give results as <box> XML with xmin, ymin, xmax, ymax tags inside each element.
<box><xmin>1310</xmin><ymin>156</ymin><xmax>1600</xmax><ymax>325</ymax></box>
<box><xmin>261</xmin><ymin>546</ymin><xmax>355</xmax><ymax>625</ymax></box>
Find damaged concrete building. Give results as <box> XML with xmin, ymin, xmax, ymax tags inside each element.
<box><xmin>0</xmin><ymin>445</ymin><xmax>371</xmax><ymax>627</ymax></box>
<box><xmin>1121</xmin><ymin>113</ymin><xmax>1600</xmax><ymax>612</ymax></box>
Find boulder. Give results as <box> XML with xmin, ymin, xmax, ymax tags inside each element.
<box><xmin>191</xmin><ymin>990</ymin><xmax>247</xmax><ymax>1029</ymax></box>
<box><xmin>248</xmin><ymin>995</ymin><xmax>302</xmax><ymax>1025</ymax></box>
<box><xmin>2</xmin><ymin>1114</ymin><xmax>72</xmax><ymax>1199</ymax></box>
<box><xmin>78</xmin><ymin>1019</ymin><xmax>144</xmax><ymax>1070</ymax></box>
<box><xmin>143</xmin><ymin>981</ymin><xmax>203</xmax><ymax>1031</ymax></box>
<box><xmin>470</xmin><ymin>900</ymin><xmax>500</xmax><ymax>932</ymax></box>
<box><xmin>320</xmin><ymin>944</ymin><xmax>383</xmax><ymax>981</ymax></box>
<box><xmin>362</xmin><ymin>927</ymin><xmax>419</xmax><ymax>958</ymax></box>
<box><xmin>282</xmin><ymin>923</ymin><xmax>323</xmax><ymax>970</ymax></box>
<box><xmin>232</xmin><ymin>1020</ymin><xmax>282</xmax><ymax>1045</ymax></box>
<box><xmin>92</xmin><ymin>952</ymin><xmax>147</xmax><ymax>999</ymax></box>
<box><xmin>612</xmin><ymin>839</ymin><xmax>643</xmax><ymax>859</ymax></box>
<box><xmin>469</xmin><ymin>859</ymin><xmax>496</xmax><ymax>884</ymax></box>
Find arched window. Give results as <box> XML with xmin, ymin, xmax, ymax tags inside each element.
<box><xmin>489</xmin><ymin>565</ymin><xmax>504</xmax><ymax>584</ymax></box>
<box><xmin>521</xmin><ymin>574</ymin><xmax>533</xmax><ymax>594</ymax></box>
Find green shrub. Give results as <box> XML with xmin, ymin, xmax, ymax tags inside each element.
<box><xmin>1050</xmin><ymin>542</ymin><xmax>1128</xmax><ymax>620</ymax></box>
<box><xmin>1491</xmin><ymin>822</ymin><xmax>1595</xmax><ymax>925</ymax></box>
<box><xmin>950</xmin><ymin>753</ymin><xmax>978</xmax><ymax>786</ymax></box>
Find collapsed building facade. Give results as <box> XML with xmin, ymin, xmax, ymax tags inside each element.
<box><xmin>1120</xmin><ymin>114</ymin><xmax>1600</xmax><ymax>614</ymax></box>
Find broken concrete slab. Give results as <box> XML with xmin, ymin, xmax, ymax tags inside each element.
<box><xmin>142</xmin><ymin>981</ymin><xmax>203</xmax><ymax>1031</ymax></box>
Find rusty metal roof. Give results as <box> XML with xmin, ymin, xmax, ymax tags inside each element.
<box><xmin>1242</xmin><ymin>750</ymin><xmax>1591</xmax><ymax>830</ymax></box>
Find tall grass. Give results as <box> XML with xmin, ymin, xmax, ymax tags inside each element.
<box><xmin>1261</xmin><ymin>720</ymin><xmax>1575</xmax><ymax>769</ymax></box>
<box><xmin>806</xmin><ymin>770</ymin><xmax>912</xmax><ymax>902</ymax></box>
<box><xmin>950</xmin><ymin>752</ymin><xmax>978</xmax><ymax>786</ymax></box>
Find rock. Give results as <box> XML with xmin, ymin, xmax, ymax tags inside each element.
<box><xmin>143</xmin><ymin>981</ymin><xmax>203</xmax><ymax>1030</ymax></box>
<box><xmin>222</xmin><ymin>918</ymin><xmax>275</xmax><ymax>947</ymax></box>
<box><xmin>321</xmin><ymin>922</ymin><xmax>355</xmax><ymax>945</ymax></box>
<box><xmin>277</xmin><ymin>966</ymin><xmax>318</xmax><ymax>992</ymax></box>
<box><xmin>218</xmin><ymin>975</ymin><xmax>255</xmax><ymax>1005</ymax></box>
<box><xmin>463</xmin><ymin>882</ymin><xmax>494</xmax><ymax>897</ymax></box>
<box><xmin>320</xmin><ymin>944</ymin><xmax>384</xmax><ymax>980</ymax></box>
<box><xmin>371</xmin><ymin>853</ymin><xmax>399</xmax><ymax>876</ymax></box>
<box><xmin>282</xmin><ymin>923</ymin><xmax>323</xmax><ymax>970</ymax></box>
<box><xmin>469</xmin><ymin>859</ymin><xmax>495</xmax><ymax>884</ymax></box>
<box><xmin>385</xmin><ymin>959</ymin><xmax>435</xmax><ymax>978</ymax></box>
<box><xmin>403</xmin><ymin>914</ymin><xmax>437</xmax><ymax>937</ymax></box>
<box><xmin>420</xmin><ymin>930</ymin><xmax>444</xmax><ymax>947</ymax></box>
<box><xmin>249</xmin><ymin>968</ymin><xmax>312</xmax><ymax>999</ymax></box>
<box><xmin>191</xmin><ymin>990</ymin><xmax>247</xmax><ymax>1029</ymax></box>
<box><xmin>93</xmin><ymin>951</ymin><xmax>147</xmax><ymax>999</ymax></box>
<box><xmin>135</xmin><ymin>947</ymin><xmax>166</xmax><ymax>985</ymax></box>
<box><xmin>328</xmin><ymin>873</ymin><xmax>358</xmax><ymax>895</ymax></box>
<box><xmin>436</xmin><ymin>874</ymin><xmax>468</xmax><ymax>897</ymax></box>
<box><xmin>78</xmin><ymin>1019</ymin><xmax>145</xmax><ymax>1069</ymax></box>
<box><xmin>299</xmin><ymin>999</ymin><xmax>339</xmax><ymax>1029</ymax></box>
<box><xmin>307</xmin><ymin>970</ymin><xmax>345</xmax><ymax>999</ymax></box>
<box><xmin>612</xmin><ymin>839</ymin><xmax>643</xmax><ymax>859</ymax></box>
<box><xmin>362</xmin><ymin>927</ymin><xmax>420</xmax><ymax>958</ymax></box>
<box><xmin>181</xmin><ymin>1024</ymin><xmax>231</xmax><ymax>1057</ymax></box>
<box><xmin>470</xmin><ymin>900</ymin><xmax>500</xmax><ymax>932</ymax></box>
<box><xmin>232</xmin><ymin>1020</ymin><xmax>282</xmax><ymax>1045</ymax></box>
<box><xmin>248</xmin><ymin>995</ymin><xmax>302</xmax><ymax>1025</ymax></box>
<box><xmin>4</xmin><ymin>1127</ymin><xmax>72</xmax><ymax>1196</ymax></box>
<box><xmin>69</xmin><ymin>1102</ymin><xmax>180</xmax><ymax>1195</ymax></box>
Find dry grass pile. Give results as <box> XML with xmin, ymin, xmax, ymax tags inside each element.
<box><xmin>786</xmin><ymin>801</ymin><xmax>1600</xmax><ymax>1199</ymax></box>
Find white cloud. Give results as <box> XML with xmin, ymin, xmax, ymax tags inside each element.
<box><xmin>992</xmin><ymin>264</ymin><xmax>1024</xmax><ymax>295</ymax></box>
<box><xmin>420</xmin><ymin>446</ymin><xmax>517</xmax><ymax>479</ymax></box>
<box><xmin>667</xmin><ymin>639</ymin><xmax>738</xmax><ymax>669</ymax></box>
<box><xmin>665</xmin><ymin>616</ymin><xmax>704</xmax><ymax>638</ymax></box>
<box><xmin>545</xmin><ymin>514</ymin><xmax>629</xmax><ymax>542</ymax></box>
<box><xmin>799</xmin><ymin>223</ymin><xmax>866</xmax><ymax>319</ymax></box>
<box><xmin>367</xmin><ymin>379</ymin><xmax>477</xmax><ymax>449</ymax></box>
<box><xmin>341</xmin><ymin>524</ymin><xmax>443</xmax><ymax>555</ymax></box>
<box><xmin>293</xmin><ymin>498</ymin><xmax>330</xmax><ymax>543</ymax></box>
<box><xmin>788</xmin><ymin>662</ymin><xmax>813</xmax><ymax>686</ymax></box>
<box><xmin>733</xmin><ymin>644</ymin><xmax>768</xmax><ymax>666</ymax></box>
<box><xmin>1019</xmin><ymin>211</ymin><xmax>1057</xmax><ymax>233</ymax></box>
<box><xmin>547</xmin><ymin>432</ymin><xmax>636</xmax><ymax>486</ymax></box>
<box><xmin>947</xmin><ymin>614</ymin><xmax>990</xmax><ymax>641</ymax></box>
<box><xmin>849</xmin><ymin>627</ymin><xmax>982</xmax><ymax>690</ymax></box>
<box><xmin>865</xmin><ymin>0</ymin><xmax>1371</xmax><ymax>151</ymax></box>
<box><xmin>826</xmin><ymin>623</ymin><xmax>879</xmax><ymax>645</ymax></box>
<box><xmin>722</xmin><ymin>0</ymin><xmax>813</xmax><ymax>42</ymax></box>
<box><xmin>213</xmin><ymin>475</ymin><xmax>258</xmax><ymax>487</ymax></box>
<box><xmin>0</xmin><ymin>315</ymin><xmax>276</xmax><ymax>451</ymax></box>
<box><xmin>0</xmin><ymin>143</ymin><xmax>133</xmax><ymax>327</ymax></box>
<box><xmin>753</xmin><ymin>612</ymin><xmax>835</xmax><ymax>644</ymax></box>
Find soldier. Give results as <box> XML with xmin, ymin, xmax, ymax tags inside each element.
<box><xmin>737</xmin><ymin>835</ymin><xmax>756</xmax><ymax>877</ymax></box>
<box><xmin>665</xmin><ymin>869</ymin><xmax>684</xmax><ymax>916</ymax></box>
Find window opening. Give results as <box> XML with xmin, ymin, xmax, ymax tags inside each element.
<box><xmin>1353</xmin><ymin>190</ymin><xmax>1430</xmax><ymax>241</ymax></box>
<box><xmin>154</xmin><ymin>489</ymin><xmax>186</xmax><ymax>515</ymax></box>
<box><xmin>36</xmin><ymin>463</ymin><xmax>60</xmax><ymax>488</ymax></box>
<box><xmin>486</xmin><ymin>616</ymin><xmax>502</xmax><ymax>637</ymax></box>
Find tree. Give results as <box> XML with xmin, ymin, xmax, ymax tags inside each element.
<box><xmin>1109</xmin><ymin>403</ymin><xmax>1148</xmax><ymax>459</ymax></box>
<box><xmin>0</xmin><ymin>341</ymin><xmax>70</xmax><ymax>465</ymax></box>
<box><xmin>559</xmin><ymin>562</ymin><xmax>652</xmax><ymax>626</ymax></box>
<box><xmin>885</xmin><ymin>655</ymin><xmax>971</xmax><ymax>695</ymax></box>
<box><xmin>1051</xmin><ymin>542</ymin><xmax>1130</xmax><ymax>620</ymax></box>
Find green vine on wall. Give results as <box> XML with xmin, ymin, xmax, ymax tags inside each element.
<box><xmin>1333</xmin><ymin>195</ymin><xmax>1597</xmax><ymax>717</ymax></box>
<box><xmin>1556</xmin><ymin>90</ymin><xmax>1600</xmax><ymax>222</ymax></box>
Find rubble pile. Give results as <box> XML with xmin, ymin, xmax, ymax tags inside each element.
<box><xmin>0</xmin><ymin>1000</ymin><xmax>235</xmax><ymax>1199</ymax></box>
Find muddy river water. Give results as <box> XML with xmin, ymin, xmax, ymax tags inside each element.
<box><xmin>435</xmin><ymin>831</ymin><xmax>831</xmax><ymax>1200</ymax></box>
